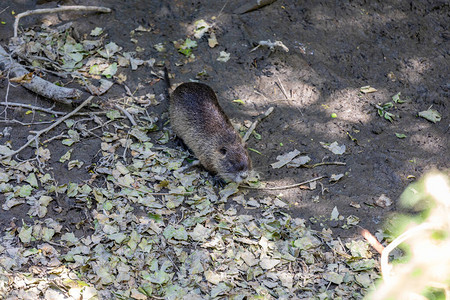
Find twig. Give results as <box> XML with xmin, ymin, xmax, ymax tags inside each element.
<box><xmin>0</xmin><ymin>96</ymin><xmax>94</xmax><ymax>160</ymax></box>
<box><xmin>305</xmin><ymin>161</ymin><xmax>346</xmax><ymax>168</ymax></box>
<box><xmin>13</xmin><ymin>6</ymin><xmax>112</xmax><ymax>38</ymax></box>
<box><xmin>241</xmin><ymin>175</ymin><xmax>326</xmax><ymax>190</ymax></box>
<box><xmin>0</xmin><ymin>6</ymin><xmax>9</xmax><ymax>15</ymax></box>
<box><xmin>276</xmin><ymin>77</ymin><xmax>289</xmax><ymax>100</ymax></box>
<box><xmin>0</xmin><ymin>119</ymin><xmax>56</xmax><ymax>126</ymax></box>
<box><xmin>42</xmin><ymin>132</ymin><xmax>69</xmax><ymax>144</ymax></box>
<box><xmin>114</xmin><ymin>104</ymin><xmax>137</xmax><ymax>126</ymax></box>
<box><xmin>250</xmin><ymin>40</ymin><xmax>289</xmax><ymax>53</ymax></box>
<box><xmin>0</xmin><ymin>101</ymin><xmax>108</xmax><ymax>116</ymax></box>
<box><xmin>217</xmin><ymin>0</ymin><xmax>229</xmax><ymax>19</ymax></box>
<box><xmin>243</xmin><ymin>106</ymin><xmax>274</xmax><ymax>142</ymax></box>
<box><xmin>234</xmin><ymin>0</ymin><xmax>278</xmax><ymax>14</ymax></box>
<box><xmin>0</xmin><ymin>101</ymin><xmax>64</xmax><ymax>115</ymax></box>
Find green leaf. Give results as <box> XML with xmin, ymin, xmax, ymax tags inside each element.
<box><xmin>19</xmin><ymin>225</ymin><xmax>33</xmax><ymax>243</ymax></box>
<box><xmin>323</xmin><ymin>272</ymin><xmax>344</xmax><ymax>284</ymax></box>
<box><xmin>395</xmin><ymin>133</ymin><xmax>407</xmax><ymax>139</ymax></box>
<box><xmin>59</xmin><ymin>149</ymin><xmax>73</xmax><ymax>163</ymax></box>
<box><xmin>90</xmin><ymin>27</ymin><xmax>103</xmax><ymax>36</ymax></box>
<box><xmin>183</xmin><ymin>38</ymin><xmax>197</xmax><ymax>49</ymax></box>
<box><xmin>25</xmin><ymin>173</ymin><xmax>38</xmax><ymax>188</ymax></box>
<box><xmin>89</xmin><ymin>64</ymin><xmax>101</xmax><ymax>75</ymax></box>
<box><xmin>67</xmin><ymin>182</ymin><xmax>79</xmax><ymax>197</ymax></box>
<box><xmin>252</xmin><ymin>131</ymin><xmax>262</xmax><ymax>140</ymax></box>
<box><xmin>392</xmin><ymin>92</ymin><xmax>405</xmax><ymax>103</ymax></box>
<box><xmin>384</xmin><ymin>111</ymin><xmax>395</xmax><ymax>122</ymax></box>
<box><xmin>178</xmin><ymin>47</ymin><xmax>192</xmax><ymax>56</ymax></box>
<box><xmin>98</xmin><ymin>42</ymin><xmax>121</xmax><ymax>59</ymax></box>
<box><xmin>163</xmin><ymin>225</ymin><xmax>188</xmax><ymax>241</ymax></box>
<box><xmin>129</xmin><ymin>127</ymin><xmax>151</xmax><ymax>142</ymax></box>
<box><xmin>248</xmin><ymin>148</ymin><xmax>261</xmax><ymax>155</ymax></box>
<box><xmin>102</xmin><ymin>62</ymin><xmax>118</xmax><ymax>78</ymax></box>
<box><xmin>106</xmin><ymin>110</ymin><xmax>121</xmax><ymax>120</ymax></box>
<box><xmin>418</xmin><ymin>109</ymin><xmax>441</xmax><ymax>123</ymax></box>
<box><xmin>17</xmin><ymin>185</ymin><xmax>33</xmax><ymax>197</ymax></box>
<box><xmin>62</xmin><ymin>139</ymin><xmax>75</xmax><ymax>146</ymax></box>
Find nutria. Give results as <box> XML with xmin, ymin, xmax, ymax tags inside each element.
<box><xmin>170</xmin><ymin>82</ymin><xmax>251</xmax><ymax>183</ymax></box>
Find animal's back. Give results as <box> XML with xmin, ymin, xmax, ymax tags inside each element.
<box><xmin>169</xmin><ymin>82</ymin><xmax>251</xmax><ymax>183</ymax></box>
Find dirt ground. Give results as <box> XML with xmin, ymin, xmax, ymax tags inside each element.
<box><xmin>0</xmin><ymin>0</ymin><xmax>448</xmax><ymax>298</ymax></box>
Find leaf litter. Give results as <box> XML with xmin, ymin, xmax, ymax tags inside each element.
<box><xmin>0</xmin><ymin>132</ymin><xmax>379</xmax><ymax>298</ymax></box>
<box><xmin>0</xmin><ymin>21</ymin><xmax>380</xmax><ymax>300</ymax></box>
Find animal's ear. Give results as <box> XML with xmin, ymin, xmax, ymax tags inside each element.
<box><xmin>219</xmin><ymin>147</ymin><xmax>227</xmax><ymax>155</ymax></box>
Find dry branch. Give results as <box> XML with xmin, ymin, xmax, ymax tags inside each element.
<box><xmin>0</xmin><ymin>45</ymin><xmax>82</xmax><ymax>104</ymax></box>
<box><xmin>13</xmin><ymin>6</ymin><xmax>112</xmax><ymax>38</ymax></box>
<box><xmin>241</xmin><ymin>175</ymin><xmax>326</xmax><ymax>190</ymax></box>
<box><xmin>0</xmin><ymin>101</ymin><xmax>64</xmax><ymax>116</ymax></box>
<box><xmin>0</xmin><ymin>96</ymin><xmax>94</xmax><ymax>161</ymax></box>
<box><xmin>234</xmin><ymin>0</ymin><xmax>278</xmax><ymax>14</ymax></box>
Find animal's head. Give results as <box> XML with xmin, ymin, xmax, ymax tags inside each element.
<box><xmin>214</xmin><ymin>142</ymin><xmax>251</xmax><ymax>183</ymax></box>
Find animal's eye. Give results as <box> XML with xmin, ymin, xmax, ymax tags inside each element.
<box><xmin>238</xmin><ymin>162</ymin><xmax>246</xmax><ymax>171</ymax></box>
<box><xmin>219</xmin><ymin>147</ymin><xmax>227</xmax><ymax>155</ymax></box>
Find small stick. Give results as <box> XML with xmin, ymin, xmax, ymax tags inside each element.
<box><xmin>13</xmin><ymin>6</ymin><xmax>112</xmax><ymax>38</ymax></box>
<box><xmin>0</xmin><ymin>96</ymin><xmax>94</xmax><ymax>160</ymax></box>
<box><xmin>276</xmin><ymin>77</ymin><xmax>289</xmax><ymax>100</ymax></box>
<box><xmin>114</xmin><ymin>104</ymin><xmax>137</xmax><ymax>126</ymax></box>
<box><xmin>42</xmin><ymin>132</ymin><xmax>69</xmax><ymax>144</ymax></box>
<box><xmin>305</xmin><ymin>161</ymin><xmax>346</xmax><ymax>168</ymax></box>
<box><xmin>0</xmin><ymin>101</ymin><xmax>107</xmax><ymax>116</ymax></box>
<box><xmin>241</xmin><ymin>175</ymin><xmax>326</xmax><ymax>190</ymax></box>
<box><xmin>0</xmin><ymin>101</ymin><xmax>64</xmax><ymax>115</ymax></box>
<box><xmin>243</xmin><ymin>106</ymin><xmax>274</xmax><ymax>142</ymax></box>
<box><xmin>0</xmin><ymin>6</ymin><xmax>10</xmax><ymax>15</ymax></box>
<box><xmin>0</xmin><ymin>119</ymin><xmax>56</xmax><ymax>126</ymax></box>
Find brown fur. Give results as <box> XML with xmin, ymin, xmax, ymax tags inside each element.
<box><xmin>170</xmin><ymin>82</ymin><xmax>251</xmax><ymax>183</ymax></box>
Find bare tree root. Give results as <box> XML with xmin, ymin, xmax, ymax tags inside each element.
<box><xmin>13</xmin><ymin>5</ymin><xmax>112</xmax><ymax>39</ymax></box>
<box><xmin>0</xmin><ymin>96</ymin><xmax>94</xmax><ymax>161</ymax></box>
<box><xmin>0</xmin><ymin>45</ymin><xmax>82</xmax><ymax>105</ymax></box>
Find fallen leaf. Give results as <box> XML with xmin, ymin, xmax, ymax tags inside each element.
<box><xmin>324</xmin><ymin>272</ymin><xmax>344</xmax><ymax>284</ymax></box>
<box><xmin>217</xmin><ymin>51</ymin><xmax>230</xmax><ymax>62</ymax></box>
<box><xmin>193</xmin><ymin>19</ymin><xmax>210</xmax><ymax>39</ymax></box>
<box><xmin>287</xmin><ymin>155</ymin><xmax>311</xmax><ymax>168</ymax></box>
<box><xmin>259</xmin><ymin>258</ymin><xmax>280</xmax><ymax>270</ymax></box>
<box><xmin>330</xmin><ymin>173</ymin><xmax>344</xmax><ymax>182</ymax></box>
<box><xmin>360</xmin><ymin>85</ymin><xmax>377</xmax><ymax>94</ymax></box>
<box><xmin>331</xmin><ymin>206</ymin><xmax>339</xmax><ymax>220</ymax></box>
<box><xmin>271</xmin><ymin>149</ymin><xmax>301</xmax><ymax>169</ymax></box>
<box><xmin>374</xmin><ymin>194</ymin><xmax>392</xmax><ymax>208</ymax></box>
<box><xmin>418</xmin><ymin>109</ymin><xmax>441</xmax><ymax>123</ymax></box>
<box><xmin>320</xmin><ymin>142</ymin><xmax>346</xmax><ymax>155</ymax></box>
<box><xmin>90</xmin><ymin>27</ymin><xmax>103</xmax><ymax>36</ymax></box>
<box><xmin>208</xmin><ymin>32</ymin><xmax>218</xmax><ymax>48</ymax></box>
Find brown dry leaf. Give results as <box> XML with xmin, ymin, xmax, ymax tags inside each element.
<box><xmin>9</xmin><ymin>72</ymin><xmax>34</xmax><ymax>84</ymax></box>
